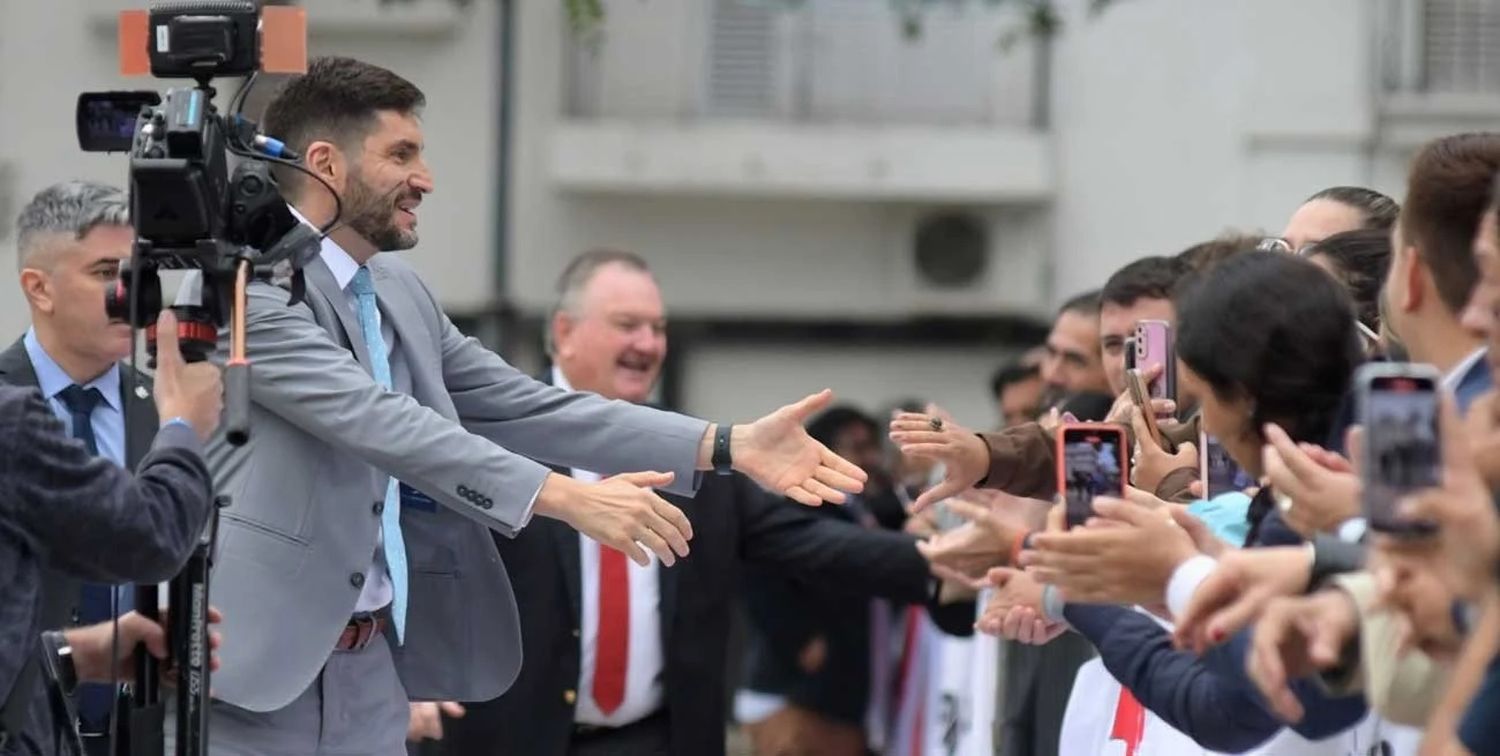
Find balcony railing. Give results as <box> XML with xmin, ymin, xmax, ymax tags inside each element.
<box><xmin>564</xmin><ymin>0</ymin><xmax>1040</xmax><ymax>128</ymax></box>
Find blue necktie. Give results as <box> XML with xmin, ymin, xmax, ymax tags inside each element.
<box><xmin>351</xmin><ymin>267</ymin><xmax>409</xmax><ymax>643</ymax></box>
<box><xmin>58</xmin><ymin>385</ymin><xmax>117</xmax><ymax>730</ymax></box>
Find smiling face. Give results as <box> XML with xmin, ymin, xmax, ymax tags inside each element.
<box><xmin>338</xmin><ymin>110</ymin><xmax>433</xmax><ymax>252</ymax></box>
<box><xmin>551</xmin><ymin>262</ymin><xmax>668</xmax><ymax>403</ymax></box>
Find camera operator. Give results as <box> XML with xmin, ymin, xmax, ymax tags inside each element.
<box><xmin>0</xmin><ymin>304</ymin><xmax>223</xmax><ymax>753</ymax></box>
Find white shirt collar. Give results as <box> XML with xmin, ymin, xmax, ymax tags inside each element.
<box><xmin>552</xmin><ymin>365</ymin><xmax>574</xmax><ymax>393</ymax></box>
<box><xmin>1444</xmin><ymin>348</ymin><xmax>1488</xmax><ymax>392</ymax></box>
<box><xmin>287</xmin><ymin>205</ymin><xmax>361</xmax><ymax>291</ymax></box>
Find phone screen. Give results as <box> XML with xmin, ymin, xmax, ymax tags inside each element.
<box><xmin>1201</xmin><ymin>434</ymin><xmax>1254</xmax><ymax>497</ymax></box>
<box><xmin>1062</xmin><ymin>429</ymin><xmax>1125</xmax><ymax>528</ymax></box>
<box><xmin>1363</xmin><ymin>375</ymin><xmax>1440</xmax><ymax>535</ymax></box>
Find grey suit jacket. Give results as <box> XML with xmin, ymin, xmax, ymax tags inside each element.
<box><xmin>205</xmin><ymin>253</ymin><xmax>709</xmax><ymax>712</ymax></box>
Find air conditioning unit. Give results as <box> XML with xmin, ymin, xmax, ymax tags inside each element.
<box><xmin>891</xmin><ymin>207</ymin><xmax>1050</xmax><ymax>316</ymax></box>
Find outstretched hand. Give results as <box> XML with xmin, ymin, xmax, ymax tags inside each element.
<box><xmin>888</xmin><ymin>412</ymin><xmax>991</xmax><ymax>511</ymax></box>
<box><xmin>732</xmin><ymin>389</ymin><xmax>869</xmax><ymax>506</ymax></box>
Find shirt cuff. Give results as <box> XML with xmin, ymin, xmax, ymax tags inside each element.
<box><xmin>151</xmin><ymin>420</ymin><xmax>203</xmax><ymax>454</ymax></box>
<box><xmin>1166</xmin><ymin>554</ymin><xmax>1219</xmax><ymax>620</ymax></box>
<box><xmin>1337</xmin><ymin>517</ymin><xmax>1368</xmax><ymax>544</ymax></box>
<box><xmin>1041</xmin><ymin>584</ymin><xmax>1068</xmax><ymax>623</ymax></box>
<box><xmin>517</xmin><ymin>479</ymin><xmax>544</xmax><ymax>529</ymax></box>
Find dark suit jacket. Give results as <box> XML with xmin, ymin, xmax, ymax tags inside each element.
<box><xmin>0</xmin><ymin>385</ymin><xmax>211</xmax><ymax>753</ymax></box>
<box><xmin>439</xmin><ymin>384</ymin><xmax>934</xmax><ymax>756</ymax></box>
<box><xmin>0</xmin><ymin>338</ymin><xmax>160</xmax><ymax>753</ymax></box>
<box><xmin>0</xmin><ymin>338</ymin><xmax>160</xmax><ymax>625</ymax></box>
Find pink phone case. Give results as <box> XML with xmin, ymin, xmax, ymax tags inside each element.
<box><xmin>1134</xmin><ymin>320</ymin><xmax>1175</xmax><ymax>400</ymax></box>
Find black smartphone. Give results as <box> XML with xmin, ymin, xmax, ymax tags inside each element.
<box><xmin>1357</xmin><ymin>363</ymin><xmax>1442</xmax><ymax>536</ymax></box>
<box><xmin>1057</xmin><ymin>423</ymin><xmax>1128</xmax><ymax>529</ymax></box>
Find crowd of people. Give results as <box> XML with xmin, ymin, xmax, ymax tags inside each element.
<box><xmin>7</xmin><ymin>50</ymin><xmax>1500</xmax><ymax>756</ymax></box>
<box><xmin>881</xmin><ymin>132</ymin><xmax>1500</xmax><ymax>755</ymax></box>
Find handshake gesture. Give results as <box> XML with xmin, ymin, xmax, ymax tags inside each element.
<box><xmin>539</xmin><ymin>389</ymin><xmax>868</xmax><ymax>565</ymax></box>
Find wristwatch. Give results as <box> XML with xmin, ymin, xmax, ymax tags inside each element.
<box><xmin>40</xmin><ymin>630</ymin><xmax>78</xmax><ymax>695</ymax></box>
<box><xmin>712</xmin><ymin>424</ymin><xmax>733</xmax><ymax>476</ymax></box>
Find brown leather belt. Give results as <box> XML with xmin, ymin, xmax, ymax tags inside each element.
<box><xmin>335</xmin><ymin>612</ymin><xmax>387</xmax><ymax>652</ymax></box>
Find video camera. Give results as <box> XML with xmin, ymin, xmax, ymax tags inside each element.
<box><xmin>68</xmin><ymin>4</ymin><xmax>312</xmax><ymax>755</ymax></box>
<box><xmin>77</xmin><ymin>0</ymin><xmax>318</xmax><ymax>370</ymax></box>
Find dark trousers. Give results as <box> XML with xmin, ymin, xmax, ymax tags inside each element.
<box><xmin>569</xmin><ymin>711</ymin><xmax>670</xmax><ymax>756</ymax></box>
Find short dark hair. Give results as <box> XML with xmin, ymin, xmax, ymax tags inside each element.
<box><xmin>990</xmin><ymin>362</ymin><xmax>1041</xmax><ymax>399</ymax></box>
<box><xmin>263</xmin><ymin>56</ymin><xmax>427</xmax><ymax>195</ymax></box>
<box><xmin>1306</xmin><ymin>186</ymin><xmax>1400</xmax><ymax>232</ymax></box>
<box><xmin>1175</xmin><ymin>251</ymin><xmax>1361</xmax><ymax>448</ymax></box>
<box><xmin>1058</xmin><ymin>289</ymin><xmax>1102</xmax><ymax>317</ymax></box>
<box><xmin>1175</xmin><ymin>232</ymin><xmax>1261</xmax><ymax>275</ymax></box>
<box><xmin>1303</xmin><ymin>228</ymin><xmax>1392</xmax><ymax>333</ymax></box>
<box><xmin>1400</xmin><ymin>133</ymin><xmax>1500</xmax><ymax>314</ymax></box>
<box><xmin>806</xmin><ymin>406</ymin><xmax>878</xmax><ymax>450</ymax></box>
<box><xmin>1101</xmin><ymin>256</ymin><xmax>1185</xmax><ymax>308</ymax></box>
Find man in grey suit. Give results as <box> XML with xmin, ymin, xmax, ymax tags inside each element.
<box><xmin>194</xmin><ymin>57</ymin><xmax>866</xmax><ymax>755</ymax></box>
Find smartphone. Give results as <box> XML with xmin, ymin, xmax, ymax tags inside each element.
<box><xmin>1124</xmin><ymin>336</ymin><xmax>1137</xmax><ymax>372</ymax></box>
<box><xmin>1357</xmin><ymin>363</ymin><xmax>1442</xmax><ymax>536</ymax></box>
<box><xmin>1125</xmin><ymin>368</ymin><xmax>1167</xmax><ymax>450</ymax></box>
<box><xmin>1134</xmin><ymin>320</ymin><xmax>1176</xmax><ymax>401</ymax></box>
<box><xmin>1198</xmin><ymin>431</ymin><xmax>1254</xmax><ymax>498</ymax></box>
<box><xmin>1057</xmin><ymin>423</ymin><xmax>1129</xmax><ymax>528</ymax></box>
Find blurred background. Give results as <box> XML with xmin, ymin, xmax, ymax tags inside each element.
<box><xmin>0</xmin><ymin>0</ymin><xmax>1494</xmax><ymax>427</ymax></box>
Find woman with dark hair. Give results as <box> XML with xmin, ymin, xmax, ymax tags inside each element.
<box><xmin>1016</xmin><ymin>251</ymin><xmax>1372</xmax><ymax>754</ymax></box>
<box><xmin>1302</xmin><ymin>228</ymin><xmax>1392</xmax><ymax>338</ymax></box>
<box><xmin>1174</xmin><ymin>251</ymin><xmax>1365</xmax><ymax>545</ymax></box>
<box><xmin>1275</xmin><ymin>185</ymin><xmax>1399</xmax><ymax>252</ymax></box>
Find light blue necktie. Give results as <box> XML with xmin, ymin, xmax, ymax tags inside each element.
<box><xmin>351</xmin><ymin>266</ymin><xmax>408</xmax><ymax>643</ymax></box>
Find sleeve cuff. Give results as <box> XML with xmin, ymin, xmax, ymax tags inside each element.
<box><xmin>1166</xmin><ymin>554</ymin><xmax>1219</xmax><ymax>620</ymax></box>
<box><xmin>1042</xmin><ymin>583</ymin><xmax>1069</xmax><ymax>623</ymax></box>
<box><xmin>151</xmin><ymin>421</ymin><xmax>202</xmax><ymax>454</ymax></box>
<box><xmin>1337</xmin><ymin>517</ymin><xmax>1368</xmax><ymax>544</ymax></box>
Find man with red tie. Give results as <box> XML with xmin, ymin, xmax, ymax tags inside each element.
<box><xmin>435</xmin><ymin>249</ymin><xmax>937</xmax><ymax>756</ymax></box>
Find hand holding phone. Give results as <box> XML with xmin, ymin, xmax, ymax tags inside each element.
<box><xmin>1134</xmin><ymin>320</ymin><xmax>1176</xmax><ymax>401</ymax></box>
<box><xmin>1126</xmin><ymin>368</ymin><xmax>1167</xmax><ymax>450</ymax></box>
<box><xmin>1358</xmin><ymin>363</ymin><xmax>1442</xmax><ymax>536</ymax></box>
<box><xmin>1057</xmin><ymin>423</ymin><xmax>1129</xmax><ymax>528</ymax></box>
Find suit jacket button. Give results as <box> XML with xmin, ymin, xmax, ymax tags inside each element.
<box><xmin>373</xmin><ymin>500</ymin><xmax>384</xmax><ymax>516</ymax></box>
<box><xmin>350</xmin><ymin>572</ymin><xmax>365</xmax><ymax>588</ymax></box>
<box><xmin>563</xmin><ymin>689</ymin><xmax>577</xmax><ymax>705</ymax></box>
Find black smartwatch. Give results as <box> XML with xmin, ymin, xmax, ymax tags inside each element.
<box><xmin>712</xmin><ymin>424</ymin><xmax>734</xmax><ymax>476</ymax></box>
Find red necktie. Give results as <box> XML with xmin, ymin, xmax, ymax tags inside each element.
<box><xmin>592</xmin><ymin>545</ymin><xmax>629</xmax><ymax>715</ymax></box>
<box><xmin>1109</xmin><ymin>688</ymin><xmax>1146</xmax><ymax>756</ymax></box>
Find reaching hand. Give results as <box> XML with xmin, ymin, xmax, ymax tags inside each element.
<box><xmin>542</xmin><ymin>471</ymin><xmax>693</xmax><ymax>567</ymax></box>
<box><xmin>1172</xmin><ymin>546</ymin><xmax>1313</xmax><ymax>655</ymax></box>
<box><xmin>1246</xmin><ymin>591</ymin><xmax>1360</xmax><ymax>723</ymax></box>
<box><xmin>1261</xmin><ymin>423</ymin><xmax>1360</xmax><ymax>538</ymax></box>
<box><xmin>732</xmin><ymin>390</ymin><xmax>869</xmax><ymax>506</ymax></box>
<box><xmin>976</xmin><ymin>568</ymin><xmax>1066</xmax><ymax>644</ymax></box>
<box><xmin>67</xmin><ymin>606</ymin><xmax>224</xmax><ymax>684</ymax></box>
<box><xmin>1385</xmin><ymin>393</ymin><xmax>1500</xmax><ymax>602</ymax></box>
<box><xmin>888</xmin><ymin>412</ymin><xmax>991</xmax><ymax>511</ymax></box>
<box><xmin>1021</xmin><ymin>492</ymin><xmax>1200</xmax><ymax>605</ymax></box>
<box><xmin>408</xmin><ymin>701</ymin><xmax>465</xmax><ymax>742</ymax></box>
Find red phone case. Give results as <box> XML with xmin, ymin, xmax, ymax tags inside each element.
<box><xmin>1055</xmin><ymin>423</ymin><xmax>1130</xmax><ymax>527</ymax></box>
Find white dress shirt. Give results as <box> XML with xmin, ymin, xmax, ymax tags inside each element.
<box><xmin>554</xmin><ymin>367</ymin><xmax>666</xmax><ymax>727</ymax></box>
<box><xmin>293</xmin><ymin>212</ymin><xmax>398</xmax><ymax>615</ymax></box>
